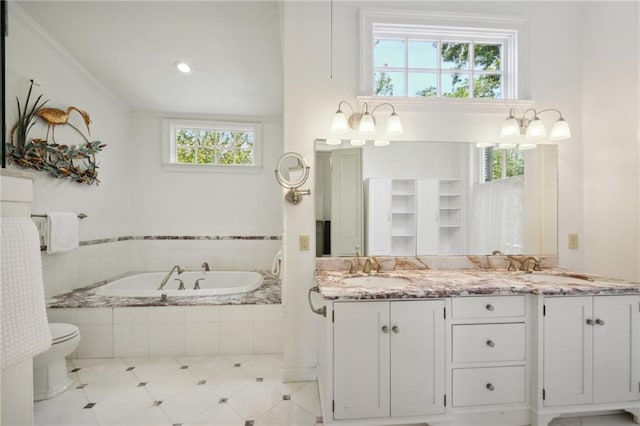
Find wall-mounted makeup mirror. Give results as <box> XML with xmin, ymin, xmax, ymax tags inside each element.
<box><xmin>315</xmin><ymin>140</ymin><xmax>557</xmax><ymax>257</ymax></box>
<box><xmin>275</xmin><ymin>151</ymin><xmax>311</xmax><ymax>205</ymax></box>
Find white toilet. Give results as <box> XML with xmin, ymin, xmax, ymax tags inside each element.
<box><xmin>33</xmin><ymin>323</ymin><xmax>81</xmax><ymax>401</ymax></box>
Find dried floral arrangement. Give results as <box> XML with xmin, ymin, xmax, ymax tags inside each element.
<box><xmin>6</xmin><ymin>80</ymin><xmax>106</xmax><ymax>185</ymax></box>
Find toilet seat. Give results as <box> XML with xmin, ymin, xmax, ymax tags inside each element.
<box><xmin>49</xmin><ymin>323</ymin><xmax>80</xmax><ymax>344</ymax></box>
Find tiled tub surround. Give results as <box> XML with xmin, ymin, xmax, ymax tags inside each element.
<box><xmin>41</xmin><ymin>237</ymin><xmax>282</xmax><ymax>298</ymax></box>
<box><xmin>46</xmin><ymin>272</ymin><xmax>282</xmax><ymax>358</ymax></box>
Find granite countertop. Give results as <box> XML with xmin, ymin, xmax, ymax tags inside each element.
<box><xmin>315</xmin><ymin>268</ymin><xmax>640</xmax><ymax>301</ymax></box>
<box><xmin>47</xmin><ymin>271</ymin><xmax>281</xmax><ymax>308</ymax></box>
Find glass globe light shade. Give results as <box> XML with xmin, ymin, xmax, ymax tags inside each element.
<box><xmin>500</xmin><ymin>115</ymin><xmax>520</xmax><ymax>138</ymax></box>
<box><xmin>549</xmin><ymin>118</ymin><xmax>571</xmax><ymax>141</ymax></box>
<box><xmin>525</xmin><ymin>117</ymin><xmax>546</xmax><ymax>140</ymax></box>
<box><xmin>331</xmin><ymin>110</ymin><xmax>349</xmax><ymax>134</ymax></box>
<box><xmin>385</xmin><ymin>113</ymin><xmax>403</xmax><ymax>137</ymax></box>
<box><xmin>358</xmin><ymin>113</ymin><xmax>376</xmax><ymax>136</ymax></box>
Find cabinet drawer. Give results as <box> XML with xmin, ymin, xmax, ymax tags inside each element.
<box><xmin>452</xmin><ymin>323</ymin><xmax>526</xmax><ymax>363</ymax></box>
<box><xmin>451</xmin><ymin>296</ymin><xmax>525</xmax><ymax>319</ymax></box>
<box><xmin>452</xmin><ymin>366</ymin><xmax>526</xmax><ymax>407</ymax></box>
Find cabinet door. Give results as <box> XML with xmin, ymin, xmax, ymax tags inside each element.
<box><xmin>543</xmin><ymin>297</ymin><xmax>593</xmax><ymax>406</ymax></box>
<box><xmin>330</xmin><ymin>148</ymin><xmax>363</xmax><ymax>256</ymax></box>
<box><xmin>333</xmin><ymin>302</ymin><xmax>390</xmax><ymax>419</ymax></box>
<box><xmin>416</xmin><ymin>180</ymin><xmax>439</xmax><ymax>255</ymax></box>
<box><xmin>390</xmin><ymin>300</ymin><xmax>445</xmax><ymax>417</ymax></box>
<box><xmin>366</xmin><ymin>179</ymin><xmax>391</xmax><ymax>256</ymax></box>
<box><xmin>593</xmin><ymin>295</ymin><xmax>640</xmax><ymax>403</ymax></box>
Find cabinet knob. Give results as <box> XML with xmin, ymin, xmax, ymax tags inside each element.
<box><xmin>485</xmin><ymin>304</ymin><xmax>495</xmax><ymax>311</ymax></box>
<box><xmin>392</xmin><ymin>325</ymin><xmax>399</xmax><ymax>334</ymax></box>
<box><xmin>486</xmin><ymin>383</ymin><xmax>495</xmax><ymax>391</ymax></box>
<box><xmin>595</xmin><ymin>318</ymin><xmax>605</xmax><ymax>326</ymax></box>
<box><xmin>486</xmin><ymin>340</ymin><xmax>495</xmax><ymax>348</ymax></box>
<box><xmin>382</xmin><ymin>325</ymin><xmax>390</xmax><ymax>334</ymax></box>
<box><xmin>586</xmin><ymin>318</ymin><xmax>594</xmax><ymax>326</ymax></box>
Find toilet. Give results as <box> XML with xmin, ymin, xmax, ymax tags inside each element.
<box><xmin>33</xmin><ymin>323</ymin><xmax>81</xmax><ymax>401</ymax></box>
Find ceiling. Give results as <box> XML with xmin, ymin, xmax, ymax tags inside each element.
<box><xmin>15</xmin><ymin>1</ymin><xmax>284</xmax><ymax>116</ymax></box>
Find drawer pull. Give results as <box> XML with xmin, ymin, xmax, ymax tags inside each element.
<box><xmin>485</xmin><ymin>304</ymin><xmax>495</xmax><ymax>311</ymax></box>
<box><xmin>486</xmin><ymin>383</ymin><xmax>495</xmax><ymax>391</ymax></box>
<box><xmin>486</xmin><ymin>339</ymin><xmax>495</xmax><ymax>348</ymax></box>
<box><xmin>392</xmin><ymin>325</ymin><xmax>399</xmax><ymax>334</ymax></box>
<box><xmin>586</xmin><ymin>318</ymin><xmax>594</xmax><ymax>326</ymax></box>
<box><xmin>382</xmin><ymin>325</ymin><xmax>389</xmax><ymax>334</ymax></box>
<box><xmin>595</xmin><ymin>318</ymin><xmax>605</xmax><ymax>326</ymax></box>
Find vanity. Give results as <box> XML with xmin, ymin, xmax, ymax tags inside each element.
<box><xmin>313</xmin><ymin>256</ymin><xmax>640</xmax><ymax>426</ymax></box>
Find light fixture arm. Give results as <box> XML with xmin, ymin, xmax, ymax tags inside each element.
<box><xmin>370</xmin><ymin>102</ymin><xmax>397</xmax><ymax>115</ymax></box>
<box><xmin>535</xmin><ymin>108</ymin><xmax>564</xmax><ymax>119</ymax></box>
<box><xmin>336</xmin><ymin>100</ymin><xmax>355</xmax><ymax>115</ymax></box>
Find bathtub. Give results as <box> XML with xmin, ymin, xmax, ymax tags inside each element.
<box><xmin>94</xmin><ymin>271</ymin><xmax>263</xmax><ymax>297</ymax></box>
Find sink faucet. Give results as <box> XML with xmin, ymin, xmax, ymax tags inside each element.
<box><xmin>491</xmin><ymin>250</ymin><xmax>505</xmax><ymax>256</ymax></box>
<box><xmin>521</xmin><ymin>256</ymin><xmax>541</xmax><ymax>273</ymax></box>
<box><xmin>202</xmin><ymin>262</ymin><xmax>210</xmax><ymax>272</ymax></box>
<box><xmin>158</xmin><ymin>265</ymin><xmax>186</xmax><ymax>290</ymax></box>
<box><xmin>363</xmin><ymin>258</ymin><xmax>380</xmax><ymax>274</ymax></box>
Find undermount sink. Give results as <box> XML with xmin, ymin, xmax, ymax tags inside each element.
<box><xmin>523</xmin><ymin>273</ymin><xmax>594</xmax><ymax>285</ymax></box>
<box><xmin>342</xmin><ymin>275</ymin><xmax>411</xmax><ymax>288</ymax></box>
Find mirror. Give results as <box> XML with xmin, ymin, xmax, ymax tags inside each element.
<box><xmin>315</xmin><ymin>140</ymin><xmax>557</xmax><ymax>257</ymax></box>
<box><xmin>275</xmin><ymin>152</ymin><xmax>311</xmax><ymax>205</ymax></box>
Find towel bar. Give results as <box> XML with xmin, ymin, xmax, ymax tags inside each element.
<box><xmin>31</xmin><ymin>213</ymin><xmax>87</xmax><ymax>219</ymax></box>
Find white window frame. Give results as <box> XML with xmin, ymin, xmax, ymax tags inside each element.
<box><xmin>361</xmin><ymin>9</ymin><xmax>529</xmax><ymax>103</ymax></box>
<box><xmin>162</xmin><ymin>118</ymin><xmax>262</xmax><ymax>173</ymax></box>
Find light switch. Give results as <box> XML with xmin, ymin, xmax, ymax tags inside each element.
<box><xmin>568</xmin><ymin>234</ymin><xmax>579</xmax><ymax>250</ymax></box>
<box><xmin>299</xmin><ymin>235</ymin><xmax>310</xmax><ymax>251</ymax></box>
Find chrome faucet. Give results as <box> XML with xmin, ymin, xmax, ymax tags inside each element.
<box><xmin>491</xmin><ymin>250</ymin><xmax>505</xmax><ymax>256</ymax></box>
<box><xmin>202</xmin><ymin>262</ymin><xmax>210</xmax><ymax>272</ymax></box>
<box><xmin>157</xmin><ymin>265</ymin><xmax>186</xmax><ymax>290</ymax></box>
<box><xmin>521</xmin><ymin>256</ymin><xmax>541</xmax><ymax>273</ymax></box>
<box><xmin>362</xmin><ymin>258</ymin><xmax>380</xmax><ymax>274</ymax></box>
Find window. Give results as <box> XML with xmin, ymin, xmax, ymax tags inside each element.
<box><xmin>163</xmin><ymin>119</ymin><xmax>261</xmax><ymax>172</ymax></box>
<box><xmin>362</xmin><ymin>10</ymin><xmax>526</xmax><ymax>100</ymax></box>
<box><xmin>374</xmin><ymin>39</ymin><xmax>503</xmax><ymax>98</ymax></box>
<box><xmin>479</xmin><ymin>146</ymin><xmax>524</xmax><ymax>183</ymax></box>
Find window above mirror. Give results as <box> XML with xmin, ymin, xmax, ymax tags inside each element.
<box><xmin>361</xmin><ymin>10</ymin><xmax>530</xmax><ymax>104</ymax></box>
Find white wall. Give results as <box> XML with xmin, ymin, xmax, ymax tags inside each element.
<box><xmin>582</xmin><ymin>2</ymin><xmax>639</xmax><ymax>280</ymax></box>
<box><xmin>129</xmin><ymin>113</ymin><xmax>283</xmax><ymax>236</ymax></box>
<box><xmin>6</xmin><ymin>5</ymin><xmax>133</xmax><ymax>296</ymax></box>
<box><xmin>282</xmin><ymin>0</ymin><xmax>587</xmax><ymax>379</ymax></box>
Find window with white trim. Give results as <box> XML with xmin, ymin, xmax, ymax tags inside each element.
<box><xmin>362</xmin><ymin>10</ymin><xmax>525</xmax><ymax>100</ymax></box>
<box><xmin>163</xmin><ymin>119</ymin><xmax>261</xmax><ymax>171</ymax></box>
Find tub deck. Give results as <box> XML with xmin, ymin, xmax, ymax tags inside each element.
<box><xmin>46</xmin><ymin>271</ymin><xmax>281</xmax><ymax>308</ymax></box>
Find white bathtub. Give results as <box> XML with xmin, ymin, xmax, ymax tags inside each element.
<box><xmin>95</xmin><ymin>271</ymin><xmax>263</xmax><ymax>297</ymax></box>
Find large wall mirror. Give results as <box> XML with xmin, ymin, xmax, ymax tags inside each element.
<box><xmin>315</xmin><ymin>140</ymin><xmax>557</xmax><ymax>257</ymax></box>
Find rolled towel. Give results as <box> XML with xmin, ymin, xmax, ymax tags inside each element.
<box><xmin>46</xmin><ymin>212</ymin><xmax>79</xmax><ymax>254</ymax></box>
<box><xmin>1</xmin><ymin>217</ymin><xmax>52</xmax><ymax>370</ymax></box>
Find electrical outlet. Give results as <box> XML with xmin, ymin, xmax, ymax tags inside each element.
<box><xmin>568</xmin><ymin>233</ymin><xmax>579</xmax><ymax>250</ymax></box>
<box><xmin>299</xmin><ymin>235</ymin><xmax>310</xmax><ymax>251</ymax></box>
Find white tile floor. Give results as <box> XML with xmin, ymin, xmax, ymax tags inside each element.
<box><xmin>35</xmin><ymin>354</ymin><xmax>638</xmax><ymax>426</ymax></box>
<box><xmin>35</xmin><ymin>354</ymin><xmax>322</xmax><ymax>426</ymax></box>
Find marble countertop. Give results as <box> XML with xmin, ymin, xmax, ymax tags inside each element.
<box><xmin>315</xmin><ymin>268</ymin><xmax>640</xmax><ymax>301</ymax></box>
<box><xmin>47</xmin><ymin>271</ymin><xmax>281</xmax><ymax>308</ymax></box>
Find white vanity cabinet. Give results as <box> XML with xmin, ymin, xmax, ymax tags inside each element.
<box><xmin>542</xmin><ymin>295</ymin><xmax>640</xmax><ymax>407</ymax></box>
<box><xmin>449</xmin><ymin>296</ymin><xmax>529</xmax><ymax>410</ymax></box>
<box><xmin>331</xmin><ymin>300</ymin><xmax>445</xmax><ymax>420</ymax></box>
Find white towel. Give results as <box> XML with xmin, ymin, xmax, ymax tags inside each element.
<box><xmin>46</xmin><ymin>212</ymin><xmax>79</xmax><ymax>254</ymax></box>
<box><xmin>1</xmin><ymin>217</ymin><xmax>52</xmax><ymax>370</ymax></box>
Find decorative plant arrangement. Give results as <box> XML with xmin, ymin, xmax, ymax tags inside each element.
<box><xmin>6</xmin><ymin>80</ymin><xmax>106</xmax><ymax>185</ymax></box>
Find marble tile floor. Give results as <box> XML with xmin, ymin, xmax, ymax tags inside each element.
<box><xmin>35</xmin><ymin>354</ymin><xmax>322</xmax><ymax>426</ymax></box>
<box><xmin>35</xmin><ymin>353</ymin><xmax>637</xmax><ymax>426</ymax></box>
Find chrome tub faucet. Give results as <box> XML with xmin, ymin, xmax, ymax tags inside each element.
<box><xmin>157</xmin><ymin>265</ymin><xmax>186</xmax><ymax>290</ymax></box>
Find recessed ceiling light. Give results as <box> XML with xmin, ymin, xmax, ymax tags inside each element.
<box><xmin>175</xmin><ymin>62</ymin><xmax>193</xmax><ymax>74</ymax></box>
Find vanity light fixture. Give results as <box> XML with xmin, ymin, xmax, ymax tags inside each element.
<box><xmin>331</xmin><ymin>101</ymin><xmax>403</xmax><ymax>137</ymax></box>
<box><xmin>500</xmin><ymin>108</ymin><xmax>571</xmax><ymax>141</ymax></box>
<box><xmin>175</xmin><ymin>61</ymin><xmax>193</xmax><ymax>74</ymax></box>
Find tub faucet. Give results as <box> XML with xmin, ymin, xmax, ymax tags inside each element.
<box><xmin>158</xmin><ymin>265</ymin><xmax>186</xmax><ymax>290</ymax></box>
<box><xmin>202</xmin><ymin>262</ymin><xmax>210</xmax><ymax>272</ymax></box>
